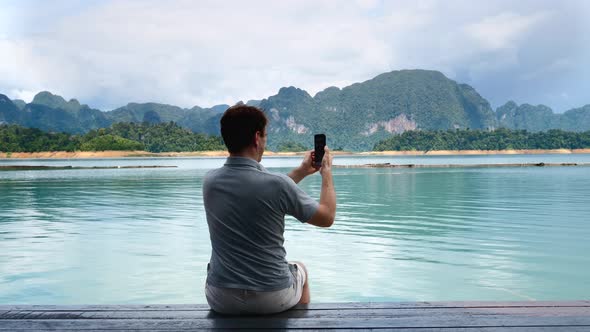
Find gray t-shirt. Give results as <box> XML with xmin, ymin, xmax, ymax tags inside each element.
<box><xmin>203</xmin><ymin>156</ymin><xmax>319</xmax><ymax>291</ymax></box>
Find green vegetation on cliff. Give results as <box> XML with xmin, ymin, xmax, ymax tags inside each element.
<box><xmin>0</xmin><ymin>122</ymin><xmax>224</xmax><ymax>153</ymax></box>
<box><xmin>0</xmin><ymin>125</ymin><xmax>80</xmax><ymax>152</ymax></box>
<box><xmin>92</xmin><ymin>122</ymin><xmax>225</xmax><ymax>152</ymax></box>
<box><xmin>5</xmin><ymin>123</ymin><xmax>589</xmax><ymax>154</ymax></box>
<box><xmin>2</xmin><ymin>70</ymin><xmax>590</xmax><ymax>152</ymax></box>
<box><xmin>275</xmin><ymin>141</ymin><xmax>307</xmax><ymax>152</ymax></box>
<box><xmin>259</xmin><ymin>70</ymin><xmax>497</xmax><ymax>151</ymax></box>
<box><xmin>80</xmin><ymin>134</ymin><xmax>144</xmax><ymax>151</ymax></box>
<box><xmin>374</xmin><ymin>128</ymin><xmax>590</xmax><ymax>151</ymax></box>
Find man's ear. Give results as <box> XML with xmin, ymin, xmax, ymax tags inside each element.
<box><xmin>254</xmin><ymin>131</ymin><xmax>262</xmax><ymax>148</ymax></box>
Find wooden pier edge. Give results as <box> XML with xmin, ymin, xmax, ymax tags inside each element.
<box><xmin>1</xmin><ymin>301</ymin><xmax>590</xmax><ymax>330</ymax></box>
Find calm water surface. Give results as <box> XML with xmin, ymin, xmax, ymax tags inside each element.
<box><xmin>1</xmin><ymin>154</ymin><xmax>589</xmax><ymax>304</ymax></box>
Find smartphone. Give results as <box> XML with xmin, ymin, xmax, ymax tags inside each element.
<box><xmin>314</xmin><ymin>134</ymin><xmax>326</xmax><ymax>167</ymax></box>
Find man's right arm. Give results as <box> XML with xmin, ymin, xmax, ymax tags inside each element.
<box><xmin>307</xmin><ymin>147</ymin><xmax>336</xmax><ymax>227</ymax></box>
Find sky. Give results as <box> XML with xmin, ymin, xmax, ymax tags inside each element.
<box><xmin>1</xmin><ymin>0</ymin><xmax>589</xmax><ymax>112</ymax></box>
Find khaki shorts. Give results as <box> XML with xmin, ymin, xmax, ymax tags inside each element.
<box><xmin>205</xmin><ymin>262</ymin><xmax>306</xmax><ymax>315</ymax></box>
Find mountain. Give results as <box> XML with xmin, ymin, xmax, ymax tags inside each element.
<box><xmin>0</xmin><ymin>94</ymin><xmax>23</xmax><ymax>124</ymax></box>
<box><xmin>210</xmin><ymin>104</ymin><xmax>231</xmax><ymax>113</ymax></box>
<box><xmin>259</xmin><ymin>70</ymin><xmax>496</xmax><ymax>150</ymax></box>
<box><xmin>32</xmin><ymin>91</ymin><xmax>84</xmax><ymax>113</ymax></box>
<box><xmin>4</xmin><ymin>92</ymin><xmax>209</xmax><ymax>134</ymax></box>
<box><xmin>12</xmin><ymin>99</ymin><xmax>26</xmax><ymax>110</ymax></box>
<box><xmin>496</xmin><ymin>101</ymin><xmax>590</xmax><ymax>132</ymax></box>
<box><xmin>496</xmin><ymin>101</ymin><xmax>558</xmax><ymax>131</ymax></box>
<box><xmin>561</xmin><ymin>105</ymin><xmax>590</xmax><ymax>131</ymax></box>
<box><xmin>0</xmin><ymin>91</ymin><xmax>111</xmax><ymax>133</ymax></box>
<box><xmin>177</xmin><ymin>108</ymin><xmax>221</xmax><ymax>135</ymax></box>
<box><xmin>2</xmin><ymin>70</ymin><xmax>590</xmax><ymax>151</ymax></box>
<box><xmin>107</xmin><ymin>102</ymin><xmax>224</xmax><ymax>135</ymax></box>
<box><xmin>25</xmin><ymin>91</ymin><xmax>110</xmax><ymax>133</ymax></box>
<box><xmin>246</xmin><ymin>100</ymin><xmax>262</xmax><ymax>107</ymax></box>
<box><xmin>108</xmin><ymin>102</ymin><xmax>191</xmax><ymax>123</ymax></box>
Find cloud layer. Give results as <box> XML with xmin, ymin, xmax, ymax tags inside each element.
<box><xmin>1</xmin><ymin>0</ymin><xmax>589</xmax><ymax>111</ymax></box>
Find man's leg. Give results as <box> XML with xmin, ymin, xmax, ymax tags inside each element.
<box><xmin>292</xmin><ymin>261</ymin><xmax>310</xmax><ymax>304</ymax></box>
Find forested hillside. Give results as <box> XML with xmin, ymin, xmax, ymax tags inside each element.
<box><xmin>2</xmin><ymin>70</ymin><xmax>590</xmax><ymax>151</ymax></box>
<box><xmin>0</xmin><ymin>123</ymin><xmax>224</xmax><ymax>153</ymax></box>
<box><xmin>374</xmin><ymin>129</ymin><xmax>590</xmax><ymax>151</ymax></box>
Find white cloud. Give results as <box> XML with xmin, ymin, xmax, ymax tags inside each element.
<box><xmin>0</xmin><ymin>38</ymin><xmax>54</xmax><ymax>96</ymax></box>
<box><xmin>520</xmin><ymin>58</ymin><xmax>573</xmax><ymax>81</ymax></box>
<box><xmin>3</xmin><ymin>0</ymin><xmax>403</xmax><ymax>109</ymax></box>
<box><xmin>0</xmin><ymin>0</ymin><xmax>588</xmax><ymax>111</ymax></box>
<box><xmin>466</xmin><ymin>11</ymin><xmax>550</xmax><ymax>51</ymax></box>
<box><xmin>9</xmin><ymin>89</ymin><xmax>36</xmax><ymax>103</ymax></box>
<box><xmin>355</xmin><ymin>0</ymin><xmax>380</xmax><ymax>11</ymax></box>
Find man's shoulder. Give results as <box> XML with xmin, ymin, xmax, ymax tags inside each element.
<box><xmin>203</xmin><ymin>167</ymin><xmax>226</xmax><ymax>188</ymax></box>
<box><xmin>242</xmin><ymin>170</ymin><xmax>293</xmax><ymax>189</ymax></box>
<box><xmin>204</xmin><ymin>167</ymin><xmax>221</xmax><ymax>180</ymax></box>
<box><xmin>205</xmin><ymin>167</ymin><xmax>223</xmax><ymax>176</ymax></box>
<box><xmin>261</xmin><ymin>171</ymin><xmax>294</xmax><ymax>186</ymax></box>
<box><xmin>204</xmin><ymin>166</ymin><xmax>289</xmax><ymax>185</ymax></box>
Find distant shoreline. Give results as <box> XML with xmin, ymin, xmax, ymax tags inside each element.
<box><xmin>2</xmin><ymin>149</ymin><xmax>590</xmax><ymax>159</ymax></box>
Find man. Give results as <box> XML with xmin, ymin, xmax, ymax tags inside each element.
<box><xmin>203</xmin><ymin>104</ymin><xmax>336</xmax><ymax>315</ymax></box>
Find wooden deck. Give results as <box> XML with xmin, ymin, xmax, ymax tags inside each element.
<box><xmin>1</xmin><ymin>301</ymin><xmax>589</xmax><ymax>331</ymax></box>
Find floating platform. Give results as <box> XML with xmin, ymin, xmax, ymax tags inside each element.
<box><xmin>336</xmin><ymin>162</ymin><xmax>590</xmax><ymax>168</ymax></box>
<box><xmin>1</xmin><ymin>301</ymin><xmax>589</xmax><ymax>330</ymax></box>
<box><xmin>0</xmin><ymin>165</ymin><xmax>177</xmax><ymax>171</ymax></box>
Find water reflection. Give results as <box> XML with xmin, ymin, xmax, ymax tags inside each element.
<box><xmin>1</xmin><ymin>159</ymin><xmax>590</xmax><ymax>304</ymax></box>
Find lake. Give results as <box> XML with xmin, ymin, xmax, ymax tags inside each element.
<box><xmin>1</xmin><ymin>154</ymin><xmax>590</xmax><ymax>304</ymax></box>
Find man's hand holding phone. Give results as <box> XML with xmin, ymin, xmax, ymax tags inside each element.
<box><xmin>307</xmin><ymin>135</ymin><xmax>336</xmax><ymax>228</ymax></box>
<box><xmin>298</xmin><ymin>151</ymin><xmax>320</xmax><ymax>178</ymax></box>
<box><xmin>312</xmin><ymin>134</ymin><xmax>331</xmax><ymax>175</ymax></box>
<box><xmin>317</xmin><ymin>146</ymin><xmax>332</xmax><ymax>175</ymax></box>
<box><xmin>287</xmin><ymin>134</ymin><xmax>332</xmax><ymax>184</ymax></box>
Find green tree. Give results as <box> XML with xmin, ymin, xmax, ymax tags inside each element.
<box><xmin>276</xmin><ymin>141</ymin><xmax>307</xmax><ymax>152</ymax></box>
<box><xmin>373</xmin><ymin>129</ymin><xmax>590</xmax><ymax>151</ymax></box>
<box><xmin>80</xmin><ymin>134</ymin><xmax>144</xmax><ymax>151</ymax></box>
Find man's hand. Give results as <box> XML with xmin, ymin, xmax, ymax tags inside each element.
<box><xmin>288</xmin><ymin>150</ymin><xmax>319</xmax><ymax>184</ymax></box>
<box><xmin>319</xmin><ymin>146</ymin><xmax>332</xmax><ymax>176</ymax></box>
<box><xmin>306</xmin><ymin>145</ymin><xmax>336</xmax><ymax>227</ymax></box>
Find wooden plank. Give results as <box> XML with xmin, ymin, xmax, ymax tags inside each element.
<box><xmin>2</xmin><ymin>301</ymin><xmax>589</xmax><ymax>312</ymax></box>
<box><xmin>293</xmin><ymin>301</ymin><xmax>590</xmax><ymax>310</ymax></box>
<box><xmin>1</xmin><ymin>315</ymin><xmax>590</xmax><ymax>330</ymax></box>
<box><xmin>2</xmin><ymin>302</ymin><xmax>590</xmax><ymax>330</ymax></box>
<box><xmin>2</xmin><ymin>306</ymin><xmax>589</xmax><ymax>320</ymax></box>
<box><xmin>0</xmin><ymin>304</ymin><xmax>211</xmax><ymax>311</ymax></box>
<box><xmin>5</xmin><ymin>328</ymin><xmax>590</xmax><ymax>332</ymax></box>
<box><xmin>415</xmin><ymin>301</ymin><xmax>590</xmax><ymax>309</ymax></box>
<box><xmin>0</xmin><ymin>311</ymin><xmax>87</xmax><ymax>319</ymax></box>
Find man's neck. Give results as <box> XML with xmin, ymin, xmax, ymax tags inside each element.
<box><xmin>229</xmin><ymin>149</ymin><xmax>260</xmax><ymax>162</ymax></box>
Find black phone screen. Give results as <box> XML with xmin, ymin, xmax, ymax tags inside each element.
<box><xmin>314</xmin><ymin>134</ymin><xmax>326</xmax><ymax>167</ymax></box>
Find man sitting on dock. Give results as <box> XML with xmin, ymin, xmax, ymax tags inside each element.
<box><xmin>202</xmin><ymin>104</ymin><xmax>336</xmax><ymax>315</ymax></box>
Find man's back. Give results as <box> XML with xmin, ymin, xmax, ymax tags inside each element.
<box><xmin>203</xmin><ymin>104</ymin><xmax>335</xmax><ymax>314</ymax></box>
<box><xmin>203</xmin><ymin>157</ymin><xmax>318</xmax><ymax>291</ymax></box>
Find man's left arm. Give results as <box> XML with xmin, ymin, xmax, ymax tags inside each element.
<box><xmin>287</xmin><ymin>150</ymin><xmax>318</xmax><ymax>184</ymax></box>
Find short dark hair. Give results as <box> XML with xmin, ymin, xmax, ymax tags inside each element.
<box><xmin>220</xmin><ymin>104</ymin><xmax>268</xmax><ymax>153</ymax></box>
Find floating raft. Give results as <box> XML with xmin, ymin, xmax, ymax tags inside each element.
<box><xmin>0</xmin><ymin>165</ymin><xmax>177</xmax><ymax>171</ymax></box>
<box><xmin>1</xmin><ymin>301</ymin><xmax>589</xmax><ymax>330</ymax></box>
<box><xmin>336</xmin><ymin>162</ymin><xmax>590</xmax><ymax>168</ymax></box>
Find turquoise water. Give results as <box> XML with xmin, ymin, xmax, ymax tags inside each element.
<box><xmin>1</xmin><ymin>154</ymin><xmax>589</xmax><ymax>304</ymax></box>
